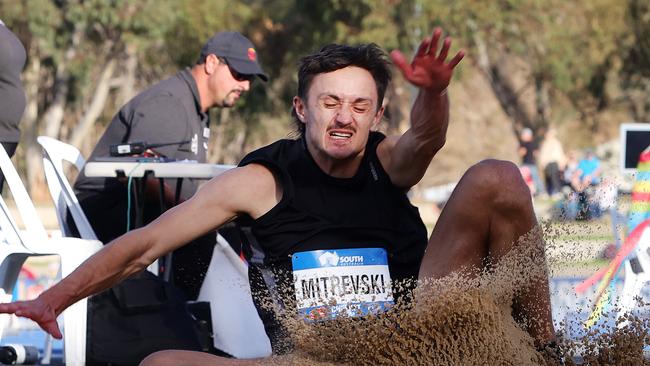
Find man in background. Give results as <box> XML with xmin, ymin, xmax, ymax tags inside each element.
<box><xmin>518</xmin><ymin>127</ymin><xmax>544</xmax><ymax>195</ymax></box>
<box><xmin>539</xmin><ymin>127</ymin><xmax>567</xmax><ymax>198</ymax></box>
<box><xmin>72</xmin><ymin>31</ymin><xmax>267</xmax><ymax>299</ymax></box>
<box><xmin>573</xmin><ymin>149</ymin><xmax>602</xmax><ymax>192</ymax></box>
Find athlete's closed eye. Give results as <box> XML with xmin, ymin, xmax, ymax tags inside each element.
<box><xmin>321</xmin><ymin>96</ymin><xmax>341</xmax><ymax>109</ymax></box>
<box><xmin>319</xmin><ymin>96</ymin><xmax>372</xmax><ymax>114</ymax></box>
<box><xmin>352</xmin><ymin>101</ymin><xmax>371</xmax><ymax>114</ymax></box>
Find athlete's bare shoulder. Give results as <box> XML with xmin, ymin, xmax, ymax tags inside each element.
<box><xmin>200</xmin><ymin>163</ymin><xmax>282</xmax><ymax>220</ymax></box>
<box><xmin>375</xmin><ymin>135</ymin><xmax>401</xmax><ymax>179</ymax></box>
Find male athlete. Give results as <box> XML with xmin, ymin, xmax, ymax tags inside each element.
<box><xmin>0</xmin><ymin>28</ymin><xmax>555</xmax><ymax>365</ymax></box>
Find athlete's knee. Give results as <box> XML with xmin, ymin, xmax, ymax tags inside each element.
<box><xmin>140</xmin><ymin>351</ymin><xmax>175</xmax><ymax>366</ymax></box>
<box><xmin>467</xmin><ymin>159</ymin><xmax>531</xmax><ymax>208</ymax></box>
<box><xmin>466</xmin><ymin>159</ymin><xmax>523</xmax><ymax>192</ymax></box>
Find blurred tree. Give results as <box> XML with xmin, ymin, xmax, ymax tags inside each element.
<box><xmin>408</xmin><ymin>0</ymin><xmax>627</xmax><ymax>135</ymax></box>
<box><xmin>622</xmin><ymin>0</ymin><xmax>650</xmax><ymax>122</ymax></box>
<box><xmin>0</xmin><ymin>0</ymin><xmax>643</xmax><ymax>197</ymax></box>
<box><xmin>0</xmin><ymin>0</ymin><xmax>175</xmax><ymax>195</ymax></box>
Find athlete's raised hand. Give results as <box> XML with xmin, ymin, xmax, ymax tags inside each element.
<box><xmin>0</xmin><ymin>297</ymin><xmax>62</xmax><ymax>339</ymax></box>
<box><xmin>390</xmin><ymin>27</ymin><xmax>464</xmax><ymax>94</ymax></box>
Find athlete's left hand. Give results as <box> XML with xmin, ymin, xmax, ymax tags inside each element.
<box><xmin>390</xmin><ymin>27</ymin><xmax>464</xmax><ymax>94</ymax></box>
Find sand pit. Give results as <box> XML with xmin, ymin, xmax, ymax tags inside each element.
<box><xmin>246</xmin><ymin>226</ymin><xmax>650</xmax><ymax>365</ymax></box>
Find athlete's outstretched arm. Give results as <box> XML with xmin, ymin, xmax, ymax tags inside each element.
<box><xmin>0</xmin><ymin>164</ymin><xmax>280</xmax><ymax>339</ymax></box>
<box><xmin>378</xmin><ymin>27</ymin><xmax>464</xmax><ymax>188</ymax></box>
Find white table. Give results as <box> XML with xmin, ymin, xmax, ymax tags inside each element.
<box><xmin>84</xmin><ymin>160</ymin><xmax>235</xmax><ymax>179</ymax></box>
<box><xmin>83</xmin><ymin>159</ymin><xmax>237</xmax><ymax>281</ymax></box>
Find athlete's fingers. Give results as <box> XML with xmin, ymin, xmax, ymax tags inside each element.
<box><xmin>437</xmin><ymin>37</ymin><xmax>451</xmax><ymax>62</ymax></box>
<box><xmin>415</xmin><ymin>38</ymin><xmax>431</xmax><ymax>58</ymax></box>
<box><xmin>42</xmin><ymin>320</ymin><xmax>63</xmax><ymax>339</ymax></box>
<box><xmin>428</xmin><ymin>28</ymin><xmax>443</xmax><ymax>55</ymax></box>
<box><xmin>0</xmin><ymin>302</ymin><xmax>19</xmax><ymax>314</ymax></box>
<box><xmin>448</xmin><ymin>50</ymin><xmax>466</xmax><ymax>69</ymax></box>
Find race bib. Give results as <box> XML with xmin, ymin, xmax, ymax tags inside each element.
<box><xmin>292</xmin><ymin>248</ymin><xmax>393</xmax><ymax>321</ymax></box>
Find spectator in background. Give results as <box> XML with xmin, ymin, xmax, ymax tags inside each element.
<box><xmin>563</xmin><ymin>150</ymin><xmax>579</xmax><ymax>188</ymax></box>
<box><xmin>68</xmin><ymin>31</ymin><xmax>268</xmax><ymax>365</ymax></box>
<box><xmin>553</xmin><ymin>149</ymin><xmax>587</xmax><ymax>221</ymax></box>
<box><xmin>539</xmin><ymin>127</ymin><xmax>566</xmax><ymax>198</ymax></box>
<box><xmin>72</xmin><ymin>31</ymin><xmax>268</xmax><ymax>299</ymax></box>
<box><xmin>0</xmin><ymin>20</ymin><xmax>27</xmax><ymax>192</ymax></box>
<box><xmin>518</xmin><ymin>127</ymin><xmax>544</xmax><ymax>195</ymax></box>
<box><xmin>573</xmin><ymin>149</ymin><xmax>602</xmax><ymax>193</ymax></box>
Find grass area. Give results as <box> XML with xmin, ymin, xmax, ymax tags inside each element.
<box><xmin>551</xmin><ymin>258</ymin><xmax>610</xmax><ymax>269</ymax></box>
<box><xmin>549</xmin><ymin>258</ymin><xmax>611</xmax><ymax>278</ymax></box>
<box><xmin>552</xmin><ymin>233</ymin><xmax>613</xmax><ymax>242</ymax></box>
<box><xmin>423</xmin><ymin>217</ymin><xmax>616</xmax><ymax>243</ymax></box>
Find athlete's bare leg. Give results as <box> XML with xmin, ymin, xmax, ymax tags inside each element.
<box><xmin>418</xmin><ymin>159</ymin><xmax>555</xmax><ymax>345</ymax></box>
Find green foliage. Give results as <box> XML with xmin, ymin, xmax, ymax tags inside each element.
<box><xmin>624</xmin><ymin>0</ymin><xmax>650</xmax><ymax>78</ymax></box>
<box><xmin>1</xmin><ymin>0</ymin><xmax>62</xmax><ymax>57</ymax></box>
<box><xmin>408</xmin><ymin>0</ymin><xmax>629</xmax><ymax>116</ymax></box>
<box><xmin>165</xmin><ymin>0</ymin><xmax>254</xmax><ymax>68</ymax></box>
<box><xmin>2</xmin><ymin>0</ymin><xmax>646</xmax><ymax>158</ymax></box>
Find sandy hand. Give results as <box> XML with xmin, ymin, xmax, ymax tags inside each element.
<box><xmin>0</xmin><ymin>298</ymin><xmax>62</xmax><ymax>339</ymax></box>
<box><xmin>390</xmin><ymin>27</ymin><xmax>464</xmax><ymax>94</ymax></box>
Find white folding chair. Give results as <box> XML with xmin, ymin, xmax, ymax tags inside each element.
<box><xmin>0</xmin><ymin>144</ymin><xmax>102</xmax><ymax>366</ymax></box>
<box><xmin>0</xmin><ymin>189</ymin><xmax>46</xmax><ymax>311</ymax></box>
<box><xmin>618</xmin><ymin>219</ymin><xmax>650</xmax><ymax>317</ymax></box>
<box><xmin>37</xmin><ymin>136</ymin><xmax>162</xmax><ymax>275</ymax></box>
<box><xmin>197</xmin><ymin>234</ymin><xmax>271</xmax><ymax>358</ymax></box>
<box><xmin>37</xmin><ymin>136</ymin><xmax>97</xmax><ymax>240</ymax></box>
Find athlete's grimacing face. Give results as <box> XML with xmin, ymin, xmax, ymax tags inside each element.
<box><xmin>294</xmin><ymin>66</ymin><xmax>384</xmax><ymax>166</ymax></box>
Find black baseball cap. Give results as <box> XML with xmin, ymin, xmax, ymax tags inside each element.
<box><xmin>199</xmin><ymin>31</ymin><xmax>268</xmax><ymax>82</ymax></box>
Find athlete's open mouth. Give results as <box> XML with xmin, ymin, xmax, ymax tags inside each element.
<box><xmin>329</xmin><ymin>131</ymin><xmax>353</xmax><ymax>140</ymax></box>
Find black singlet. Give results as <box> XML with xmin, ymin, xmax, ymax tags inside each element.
<box><xmin>237</xmin><ymin>131</ymin><xmax>428</xmax><ymax>352</ymax></box>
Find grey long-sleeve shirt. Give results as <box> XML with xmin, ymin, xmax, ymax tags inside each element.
<box><xmin>0</xmin><ymin>22</ymin><xmax>26</xmax><ymax>142</ymax></box>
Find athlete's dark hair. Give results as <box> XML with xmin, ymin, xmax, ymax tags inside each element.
<box><xmin>291</xmin><ymin>43</ymin><xmax>392</xmax><ymax>136</ymax></box>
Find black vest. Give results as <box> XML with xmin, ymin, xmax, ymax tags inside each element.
<box><xmin>238</xmin><ymin>131</ymin><xmax>427</xmax><ymax>281</ymax></box>
<box><xmin>236</xmin><ymin>132</ymin><xmax>428</xmax><ymax>352</ymax></box>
